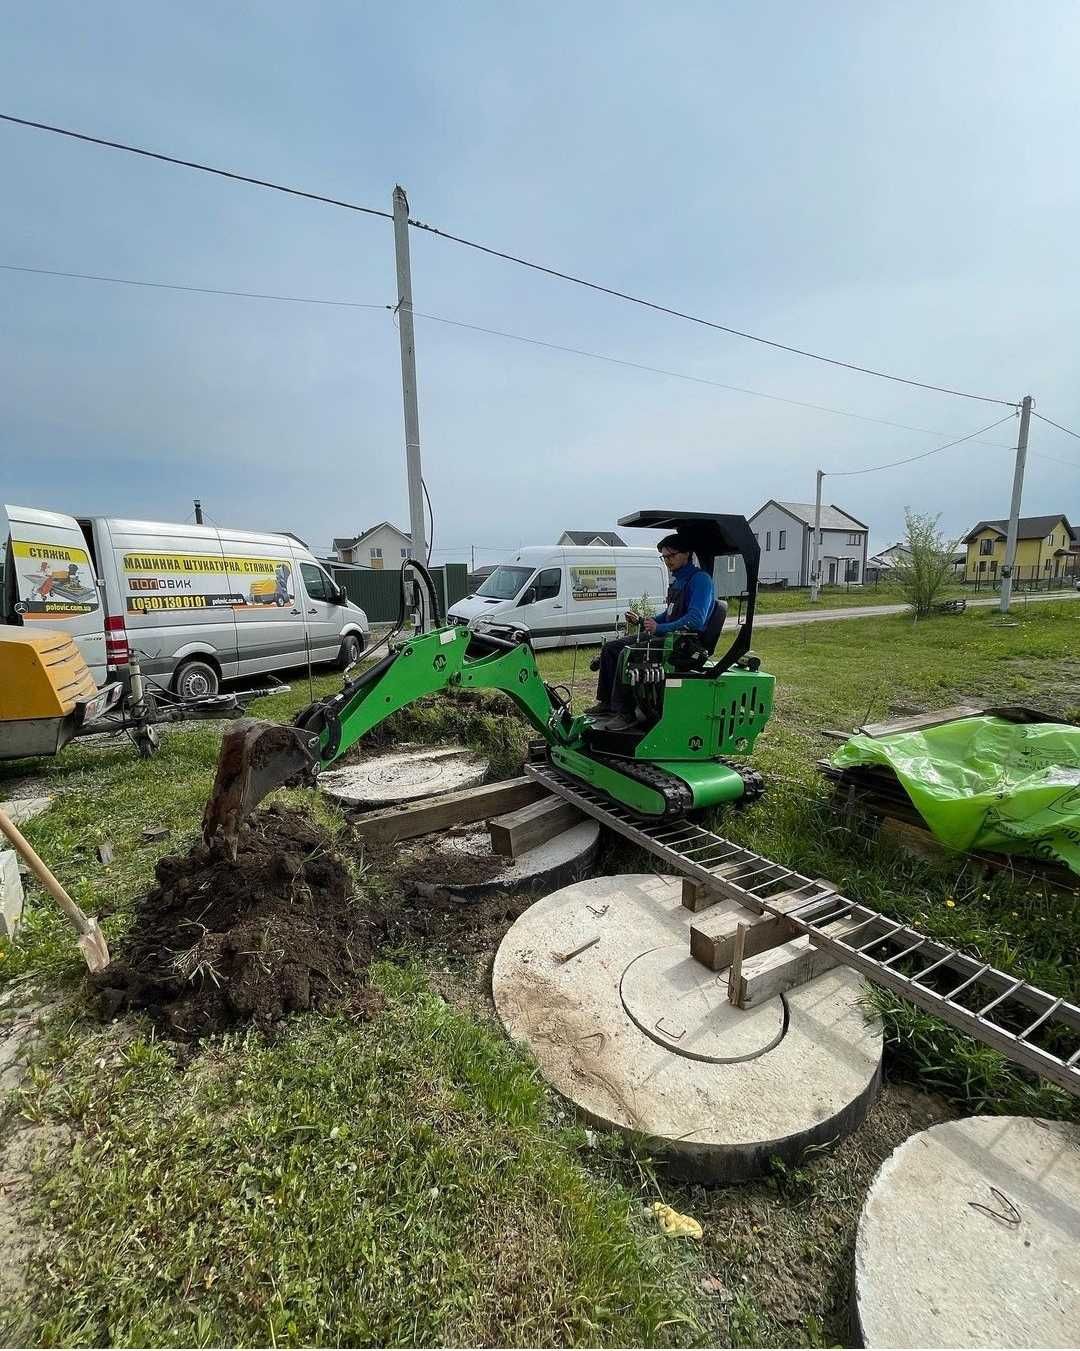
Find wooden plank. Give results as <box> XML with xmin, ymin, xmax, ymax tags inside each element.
<box><xmin>692</xmin><ymin>908</ymin><xmax>801</xmax><ymax>972</ymax></box>
<box><xmin>488</xmin><ymin>795</ymin><xmax>584</xmax><ymax>858</ymax></box>
<box><xmin>730</xmin><ymin>910</ymin><xmax>866</xmax><ymax>1007</ymax></box>
<box><xmin>682</xmin><ymin>878</ymin><xmax>720</xmax><ymax>913</ymax></box>
<box><xmin>859</xmin><ymin>704</ymin><xmax>982</xmax><ymax>738</ymax></box>
<box><xmin>727</xmin><ymin>922</ymin><xmax>748</xmax><ymax>1003</ymax></box>
<box><xmin>351</xmin><ymin>776</ymin><xmax>547</xmax><ymax>845</ymax></box>
<box><xmin>730</xmin><ymin>936</ymin><xmax>839</xmax><ymax>1007</ymax></box>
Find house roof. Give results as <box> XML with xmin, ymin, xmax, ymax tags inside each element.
<box><xmin>751</xmin><ymin>500</ymin><xmax>869</xmax><ymax>532</ymax></box>
<box><xmin>336</xmin><ymin>522</ymin><xmax>413</xmax><ymax>550</ymax></box>
<box><xmin>560</xmin><ymin>530</ymin><xmax>627</xmax><ymax>546</ymax></box>
<box><xmin>962</xmin><ymin>514</ymin><xmax>1073</xmax><ymax>543</ymax></box>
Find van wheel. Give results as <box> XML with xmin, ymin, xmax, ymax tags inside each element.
<box><xmin>338</xmin><ymin>633</ymin><xmax>364</xmax><ymax>670</ymax></box>
<box><xmin>173</xmin><ymin>658</ymin><xmax>220</xmax><ymax>701</ymax></box>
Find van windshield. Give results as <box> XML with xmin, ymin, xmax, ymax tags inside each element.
<box><xmin>475</xmin><ymin>565</ymin><xmax>532</xmax><ymax>600</ymax></box>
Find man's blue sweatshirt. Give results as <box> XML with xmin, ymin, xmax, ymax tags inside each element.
<box><xmin>653</xmin><ymin>561</ymin><xmax>715</xmax><ymax>635</ymax></box>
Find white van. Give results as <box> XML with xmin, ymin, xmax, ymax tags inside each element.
<box><xmin>446</xmin><ymin>545</ymin><xmax>667</xmax><ymax>650</ymax></box>
<box><xmin>2</xmin><ymin>505</ymin><xmax>370</xmax><ymax>698</ymax></box>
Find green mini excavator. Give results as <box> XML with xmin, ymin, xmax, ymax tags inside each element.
<box><xmin>202</xmin><ymin>511</ymin><xmax>774</xmax><ymax>854</ymax></box>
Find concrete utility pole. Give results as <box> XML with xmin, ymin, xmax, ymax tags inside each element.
<box><xmin>999</xmin><ymin>395</ymin><xmax>1033</xmax><ymax>616</ymax></box>
<box><xmin>810</xmin><ymin>469</ymin><xmax>824</xmax><ymax>602</ymax></box>
<box><xmin>392</xmin><ymin>185</ymin><xmax>428</xmax><ymax>624</ymax></box>
<box><xmin>193</xmin><ymin>499</ymin><xmax>204</xmax><ymax>525</ymax></box>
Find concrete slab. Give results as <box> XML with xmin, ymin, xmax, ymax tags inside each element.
<box><xmin>855</xmin><ymin>1115</ymin><xmax>1080</xmax><ymax>1349</ymax></box>
<box><xmin>405</xmin><ymin>819</ymin><xmax>600</xmax><ymax>899</ymax></box>
<box><xmin>320</xmin><ymin>745</ymin><xmax>488</xmax><ymax>808</ymax></box>
<box><xmin>493</xmin><ymin>874</ymin><xmax>882</xmax><ymax>1181</ymax></box>
<box><xmin>0</xmin><ymin>851</ymin><xmax>24</xmax><ymax>940</ymax></box>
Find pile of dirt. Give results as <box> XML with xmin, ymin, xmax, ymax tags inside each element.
<box><xmin>93</xmin><ymin>805</ymin><xmax>382</xmax><ymax>1039</ymax></box>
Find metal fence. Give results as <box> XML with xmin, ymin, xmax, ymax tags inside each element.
<box><xmin>328</xmin><ymin>562</ymin><xmax>469</xmax><ymax>623</ymax></box>
<box><xmin>967</xmin><ymin>565</ymin><xmax>1079</xmax><ymax>594</ymax></box>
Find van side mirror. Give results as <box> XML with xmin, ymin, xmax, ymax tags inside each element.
<box><xmin>333</xmin><ymin>584</ymin><xmax>346</xmax><ymax>605</ymax></box>
<box><xmin>521</xmin><ymin>587</ymin><xmax>538</xmax><ymax>606</ymax></box>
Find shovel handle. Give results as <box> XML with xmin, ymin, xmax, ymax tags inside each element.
<box><xmin>0</xmin><ymin>805</ymin><xmax>95</xmax><ymax>938</ymax></box>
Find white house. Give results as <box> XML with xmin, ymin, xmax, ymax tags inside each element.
<box><xmin>748</xmin><ymin>501</ymin><xmax>869</xmax><ymax>586</ymax></box>
<box><xmin>557</xmin><ymin>530</ymin><xmax>627</xmax><ymax>547</ymax></box>
<box><xmin>333</xmin><ymin>521</ymin><xmax>413</xmax><ymax>570</ymax></box>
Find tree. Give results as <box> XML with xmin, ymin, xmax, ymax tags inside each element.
<box><xmin>893</xmin><ymin>510</ymin><xmax>961</xmax><ymax>616</ymax></box>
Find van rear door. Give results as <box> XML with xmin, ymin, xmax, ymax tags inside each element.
<box><xmin>3</xmin><ymin>504</ymin><xmax>107</xmax><ymax>683</ymax></box>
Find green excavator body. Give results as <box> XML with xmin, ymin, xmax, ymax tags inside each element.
<box><xmin>202</xmin><ymin>509</ymin><xmax>773</xmax><ymax>854</ymax></box>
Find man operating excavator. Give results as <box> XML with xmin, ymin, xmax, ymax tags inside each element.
<box><xmin>586</xmin><ymin>533</ymin><xmax>717</xmax><ymax>731</ymax></box>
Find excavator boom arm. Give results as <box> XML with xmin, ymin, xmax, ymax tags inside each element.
<box><xmin>203</xmin><ymin>625</ymin><xmax>571</xmax><ymax>855</ymax></box>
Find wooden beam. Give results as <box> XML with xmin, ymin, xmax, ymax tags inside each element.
<box><xmin>859</xmin><ymin>704</ymin><xmax>982</xmax><ymax>738</ymax></box>
<box><xmin>729</xmin><ymin>936</ymin><xmax>839</xmax><ymax>1007</ymax></box>
<box><xmin>691</xmin><ymin>906</ymin><xmax>800</xmax><ymax>972</ymax></box>
<box><xmin>351</xmin><ymin>776</ymin><xmax>547</xmax><ymax>845</ymax></box>
<box><xmin>488</xmin><ymin>795</ymin><xmax>584</xmax><ymax>858</ymax></box>
<box><xmin>681</xmin><ymin>878</ymin><xmax>719</xmax><ymax>913</ymax></box>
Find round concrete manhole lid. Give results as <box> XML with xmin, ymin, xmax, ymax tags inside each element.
<box><xmin>619</xmin><ymin>944</ymin><xmax>786</xmax><ymax>1063</ymax></box>
<box><xmin>319</xmin><ymin>745</ymin><xmax>488</xmax><ymax>807</ymax></box>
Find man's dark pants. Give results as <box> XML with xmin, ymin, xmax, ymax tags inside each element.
<box><xmin>596</xmin><ymin>635</ymin><xmax>639</xmax><ymax>713</ymax></box>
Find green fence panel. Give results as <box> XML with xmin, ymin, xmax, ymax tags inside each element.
<box><xmin>329</xmin><ymin>567</ymin><xmax>402</xmax><ymax>622</ymax></box>
<box><xmin>443</xmin><ymin>563</ymin><xmax>469</xmax><ymax>609</ymax></box>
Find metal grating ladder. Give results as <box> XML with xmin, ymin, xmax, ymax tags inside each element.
<box><xmin>527</xmin><ymin>762</ymin><xmax>1080</xmax><ymax>1096</ymax></box>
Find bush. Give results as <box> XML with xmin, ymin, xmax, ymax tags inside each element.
<box><xmin>894</xmin><ymin>510</ymin><xmax>961</xmax><ymax>616</ymax></box>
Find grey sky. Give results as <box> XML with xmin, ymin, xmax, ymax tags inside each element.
<box><xmin>3</xmin><ymin>1</ymin><xmax>1079</xmax><ymax>565</ymax></box>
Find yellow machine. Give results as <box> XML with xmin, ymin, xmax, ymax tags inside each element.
<box><xmin>0</xmin><ymin>623</ymin><xmax>122</xmax><ymax>759</ymax></box>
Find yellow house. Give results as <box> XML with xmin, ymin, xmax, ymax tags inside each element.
<box><xmin>963</xmin><ymin>514</ymin><xmax>1078</xmax><ymax>583</ymax></box>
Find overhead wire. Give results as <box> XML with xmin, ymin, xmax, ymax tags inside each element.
<box><xmin>825</xmin><ymin>414</ymin><xmax>1017</xmax><ymax>477</ymax></box>
<box><xmin>1</xmin><ymin>260</ymin><xmax>1016</xmax><ymax>448</ymax></box>
<box><xmin>1032</xmin><ymin>411</ymin><xmax>1080</xmax><ymax>442</ymax></box>
<box><xmin>0</xmin><ymin>263</ymin><xmax>387</xmax><ymax>309</ymax></box>
<box><xmin>0</xmin><ymin>110</ymin><xmax>1016</xmax><ymax>407</ymax></box>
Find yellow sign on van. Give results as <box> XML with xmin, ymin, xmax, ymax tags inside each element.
<box><xmin>570</xmin><ymin>565</ymin><xmax>617</xmax><ymax>601</ymax></box>
<box><xmin>122</xmin><ymin>551</ymin><xmax>294</xmax><ymax>613</ymax></box>
<box><xmin>11</xmin><ymin>539</ymin><xmax>99</xmax><ymax>617</ymax></box>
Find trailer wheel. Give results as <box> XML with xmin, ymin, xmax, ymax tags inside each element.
<box><xmin>173</xmin><ymin>657</ymin><xmax>220</xmax><ymax>701</ymax></box>
<box><xmin>338</xmin><ymin>633</ymin><xmax>364</xmax><ymax>671</ymax></box>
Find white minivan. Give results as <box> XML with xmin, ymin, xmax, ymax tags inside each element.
<box><xmin>447</xmin><ymin>545</ymin><xmax>667</xmax><ymax>650</ymax></box>
<box><xmin>2</xmin><ymin>504</ymin><xmax>370</xmax><ymax>698</ymax></box>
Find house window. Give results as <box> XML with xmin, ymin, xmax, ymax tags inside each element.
<box><xmin>845</xmin><ymin>559</ymin><xmax>859</xmax><ymax>582</ymax></box>
<box><xmin>1045</xmin><ymin>558</ymin><xmax>1052</xmax><ymax>572</ymax></box>
<box><xmin>370</xmin><ymin>547</ymin><xmax>382</xmax><ymax>559</ymax></box>
<box><xmin>979</xmin><ymin>538</ymin><xmax>994</xmax><ymax>556</ymax></box>
<box><xmin>369</xmin><ymin>546</ymin><xmax>383</xmax><ymax>572</ymax></box>
<box><xmin>727</xmin><ymin>555</ymin><xmax>736</xmax><ymax>572</ymax></box>
<box><xmin>400</xmin><ymin>547</ymin><xmax>410</xmax><ymax>558</ymax></box>
<box><xmin>978</xmin><ymin>560</ymin><xmax>986</xmax><ymax>573</ymax></box>
<box><xmin>765</xmin><ymin>531</ymin><xmax>771</xmax><ymax>551</ymax></box>
<box><xmin>778</xmin><ymin>530</ymin><xmax>786</xmax><ymax>550</ymax></box>
<box><xmin>990</xmin><ymin>560</ymin><xmax>997</xmax><ymax>576</ymax></box>
<box><xmin>847</xmin><ymin>532</ymin><xmax>861</xmax><ymax>546</ymax></box>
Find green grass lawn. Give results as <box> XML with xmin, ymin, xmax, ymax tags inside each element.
<box><xmin>2</xmin><ymin>600</ymin><xmax>1079</xmax><ymax>1346</ymax></box>
<box><xmin>753</xmin><ymin>581</ymin><xmax>962</xmax><ymax>612</ymax></box>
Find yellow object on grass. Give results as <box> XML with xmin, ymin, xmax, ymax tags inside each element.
<box><xmin>651</xmin><ymin>1201</ymin><xmax>703</xmax><ymax>1239</ymax></box>
<box><xmin>0</xmin><ymin>624</ymin><xmax>96</xmax><ymax>720</ymax></box>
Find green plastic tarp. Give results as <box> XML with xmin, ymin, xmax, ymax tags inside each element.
<box><xmin>832</xmin><ymin>716</ymin><xmax>1080</xmax><ymax>875</ymax></box>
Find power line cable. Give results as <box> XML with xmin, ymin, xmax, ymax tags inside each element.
<box><xmin>1032</xmin><ymin>411</ymin><xmax>1080</xmax><ymax>442</ymax></box>
<box><xmin>0</xmin><ymin>113</ymin><xmax>392</xmax><ymax>219</ymax></box>
<box><xmin>0</xmin><ymin>260</ymin><xmax>1015</xmax><ymax>448</ymax></box>
<box><xmin>825</xmin><ymin>413</ymin><xmax>1017</xmax><ymax>476</ymax></box>
<box><xmin>0</xmin><ymin>111</ymin><xmax>1016</xmax><ymax>407</ymax></box>
<box><xmin>1032</xmin><ymin>451</ymin><xmax>1080</xmax><ymax>471</ymax></box>
<box><xmin>407</xmin><ymin>219</ymin><xmax>1018</xmax><ymax>407</ymax></box>
<box><xmin>410</xmin><ymin>309</ymin><xmax>1017</xmax><ymax>447</ymax></box>
<box><xmin>0</xmin><ymin>263</ymin><xmax>387</xmax><ymax>309</ymax></box>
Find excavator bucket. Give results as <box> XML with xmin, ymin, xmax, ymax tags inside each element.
<box><xmin>202</xmin><ymin>718</ymin><xmax>320</xmax><ymax>858</ymax></box>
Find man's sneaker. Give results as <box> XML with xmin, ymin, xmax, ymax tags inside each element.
<box><xmin>583</xmin><ymin>702</ymin><xmax>613</xmax><ymax>718</ymax></box>
<box><xmin>602</xmin><ymin>713</ymin><xmax>636</xmax><ymax>732</ymax></box>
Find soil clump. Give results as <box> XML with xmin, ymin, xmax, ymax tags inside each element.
<box><xmin>93</xmin><ymin>806</ymin><xmax>380</xmax><ymax>1039</ymax></box>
